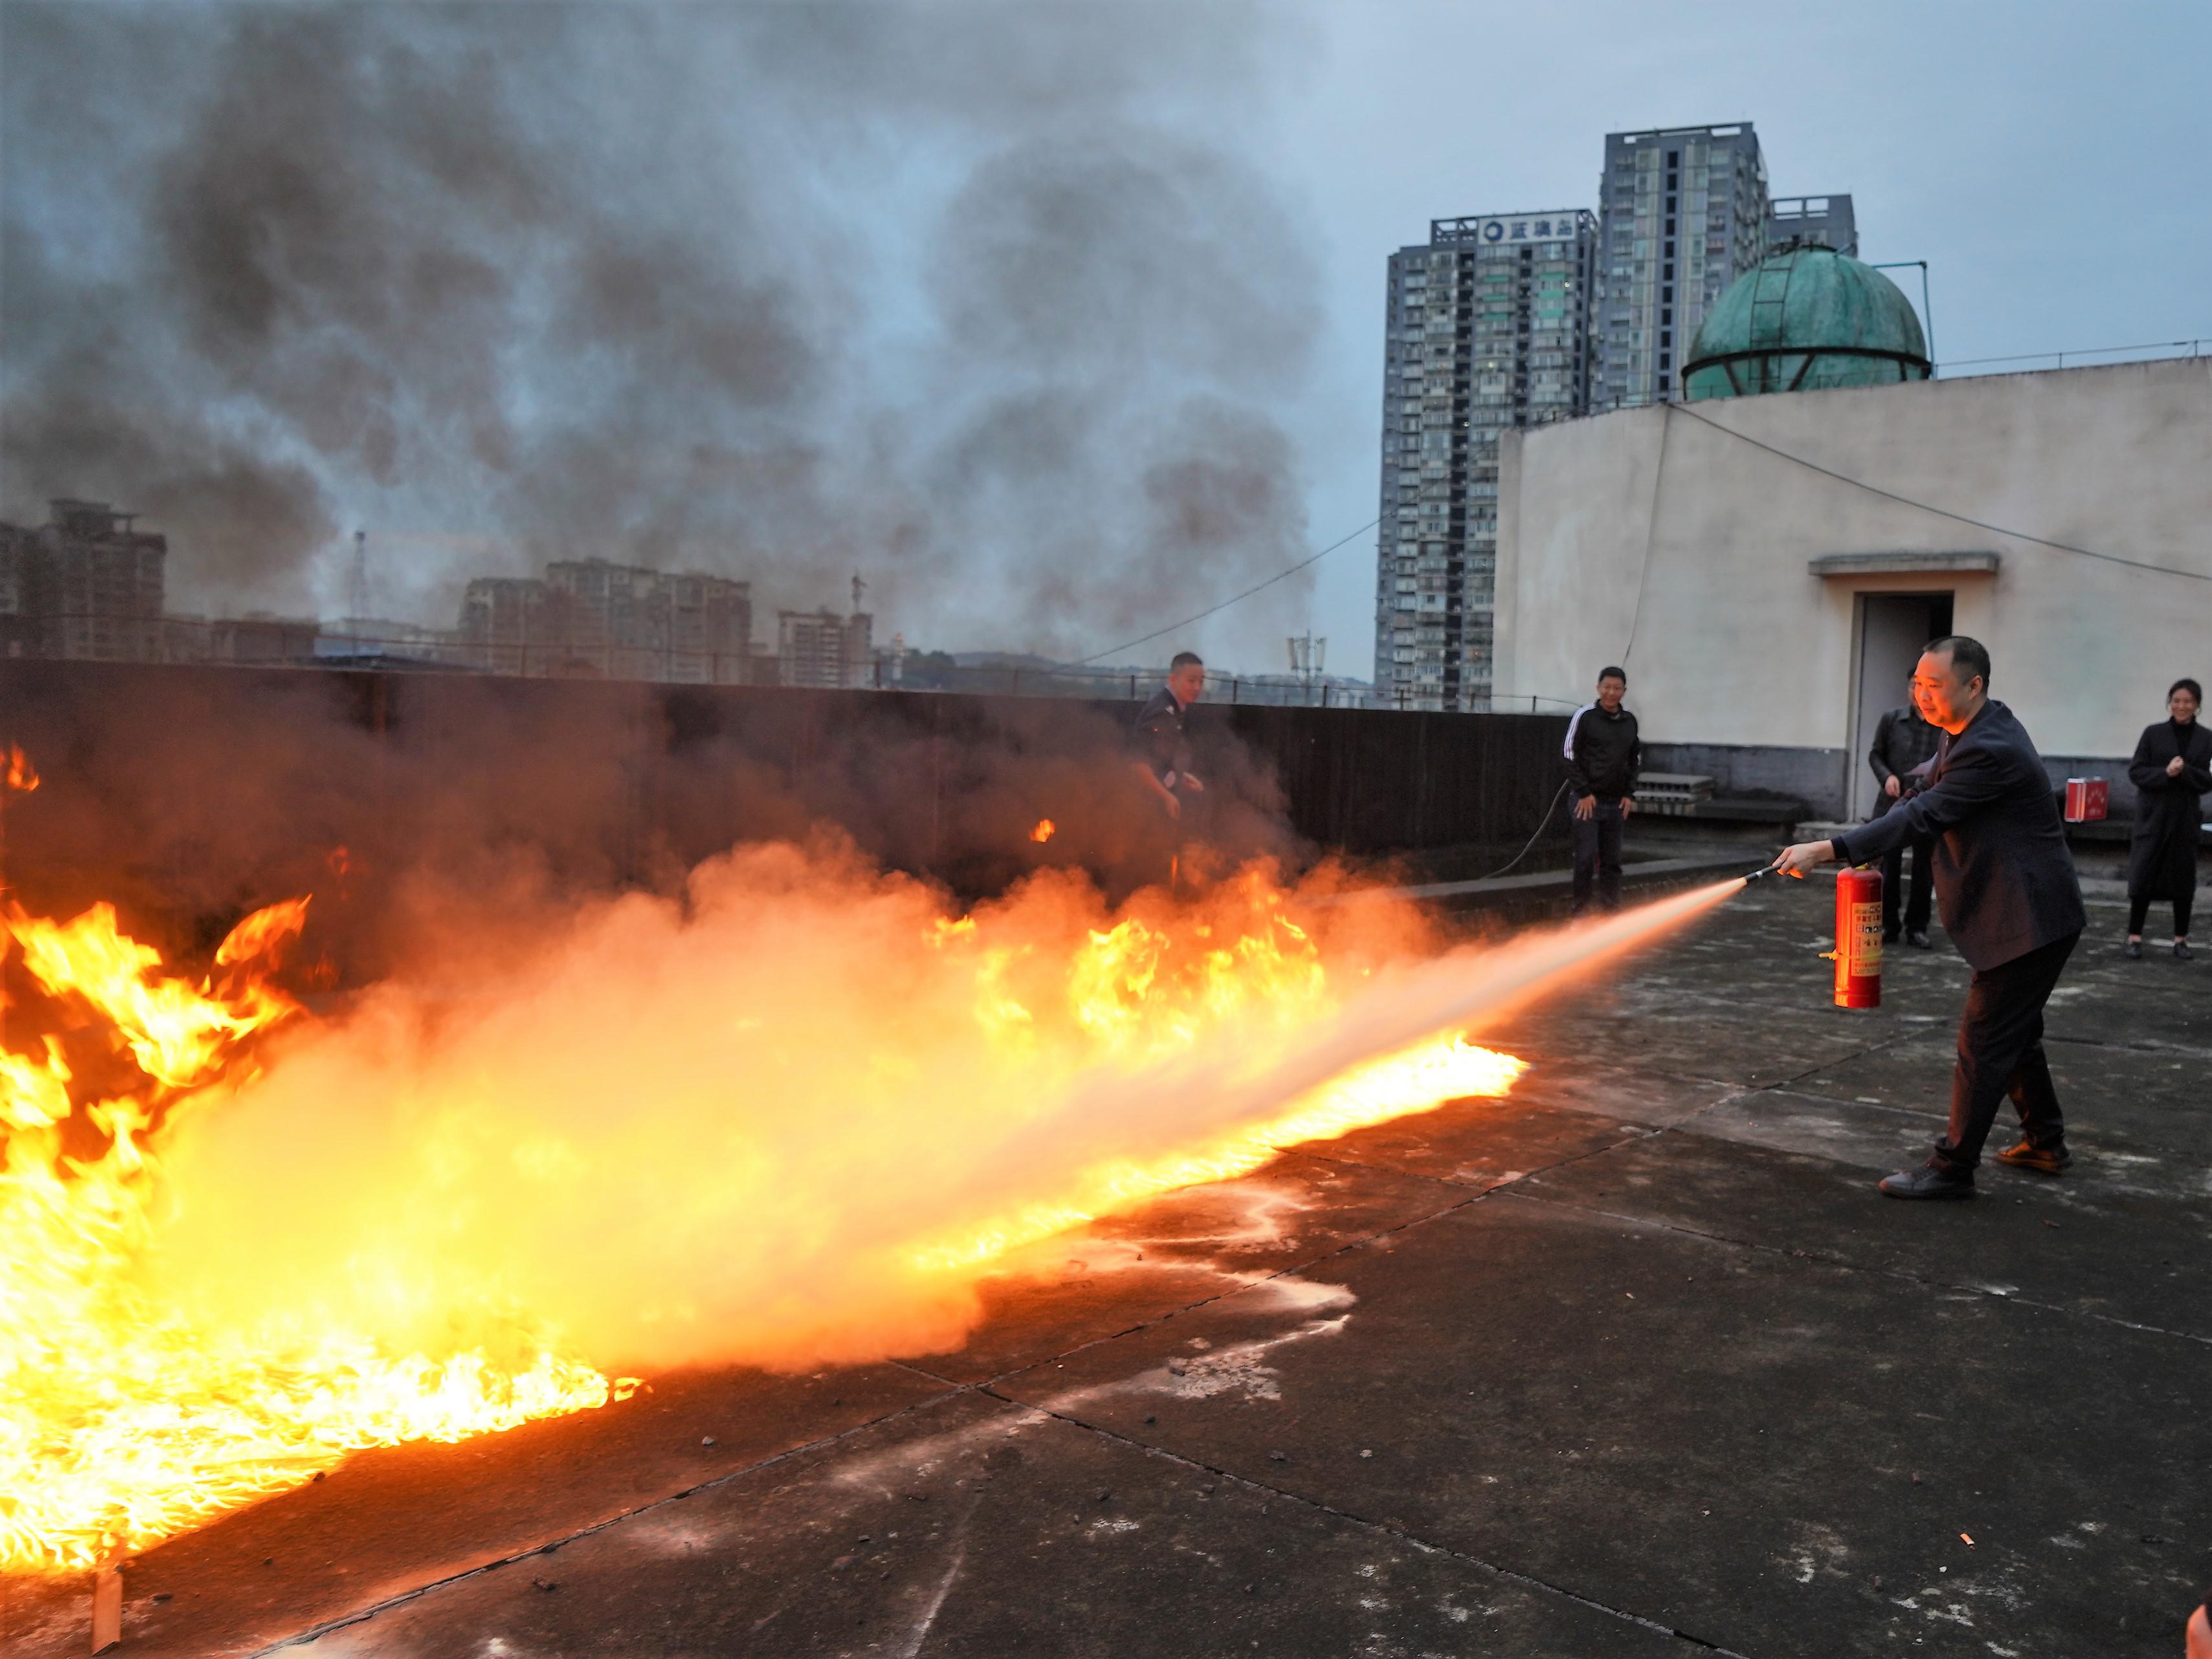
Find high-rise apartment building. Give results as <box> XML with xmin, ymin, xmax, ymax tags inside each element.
<box><xmin>0</xmin><ymin>500</ymin><xmax>165</xmax><ymax>661</ymax></box>
<box><xmin>458</xmin><ymin>559</ymin><xmax>751</xmax><ymax>681</ymax></box>
<box><xmin>1766</xmin><ymin>193</ymin><xmax>1856</xmax><ymax>256</ymax></box>
<box><xmin>777</xmin><ymin>608</ymin><xmax>873</xmax><ymax>689</ymax></box>
<box><xmin>459</xmin><ymin>576</ymin><xmax>559</xmax><ymax>674</ymax></box>
<box><xmin>1373</xmin><ymin>211</ymin><xmax>1599</xmax><ymax>711</ymax></box>
<box><xmin>1594</xmin><ymin>123</ymin><xmax>1769</xmax><ymax>410</ymax></box>
<box><xmin>545</xmin><ymin>558</ymin><xmax>672</xmax><ymax>682</ymax></box>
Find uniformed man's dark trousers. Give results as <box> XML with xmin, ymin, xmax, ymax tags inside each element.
<box><xmin>1570</xmin><ymin>798</ymin><xmax>1624</xmax><ymax>915</ymax></box>
<box><xmin>1881</xmin><ymin>837</ymin><xmax>1933</xmax><ymax>938</ymax></box>
<box><xmin>1933</xmin><ymin>931</ymin><xmax>2078</xmax><ymax>1173</ymax></box>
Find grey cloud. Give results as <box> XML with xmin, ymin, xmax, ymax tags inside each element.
<box><xmin>2</xmin><ymin>1</ymin><xmax>1322</xmax><ymax>656</ymax></box>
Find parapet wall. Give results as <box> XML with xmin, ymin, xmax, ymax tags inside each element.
<box><xmin>0</xmin><ymin>659</ymin><xmax>1571</xmax><ymax>964</ymax></box>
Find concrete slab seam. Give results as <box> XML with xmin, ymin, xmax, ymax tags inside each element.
<box><xmin>966</xmin><ymin>1379</ymin><xmax>1756</xmax><ymax>1658</ymax></box>
<box><xmin>1496</xmin><ymin>1187</ymin><xmax>2212</xmax><ymax>1349</ymax></box>
<box><xmin>242</xmin><ymin>1381</ymin><xmax>972</xmax><ymax>1655</ymax></box>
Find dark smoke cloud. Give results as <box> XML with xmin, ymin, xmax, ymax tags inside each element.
<box><xmin>1</xmin><ymin>1</ymin><xmax>1321</xmax><ymax>658</ymax></box>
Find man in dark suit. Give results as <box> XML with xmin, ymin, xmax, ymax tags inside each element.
<box><xmin>1867</xmin><ymin>692</ymin><xmax>1940</xmax><ymax>947</ymax></box>
<box><xmin>1772</xmin><ymin>637</ymin><xmax>2086</xmax><ymax>1199</ymax></box>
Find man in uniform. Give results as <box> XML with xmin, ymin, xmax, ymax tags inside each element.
<box><xmin>1867</xmin><ymin>686</ymin><xmax>1940</xmax><ymax>947</ymax></box>
<box><xmin>1124</xmin><ymin>653</ymin><xmax>1207</xmax><ymax>892</ymax></box>
<box><xmin>1772</xmin><ymin>637</ymin><xmax>2085</xmax><ymax>1199</ymax></box>
<box><xmin>1128</xmin><ymin>652</ymin><xmax>1207</xmax><ymax>820</ymax></box>
<box><xmin>1565</xmin><ymin>666</ymin><xmax>1640</xmax><ymax>916</ymax></box>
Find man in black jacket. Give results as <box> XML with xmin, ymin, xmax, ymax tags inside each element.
<box><xmin>1128</xmin><ymin>652</ymin><xmax>1207</xmax><ymax>822</ymax></box>
<box><xmin>1565</xmin><ymin>666</ymin><xmax>1640</xmax><ymax>915</ymax></box>
<box><xmin>1772</xmin><ymin>637</ymin><xmax>2086</xmax><ymax>1199</ymax></box>
<box><xmin>1867</xmin><ymin>694</ymin><xmax>1940</xmax><ymax>947</ymax></box>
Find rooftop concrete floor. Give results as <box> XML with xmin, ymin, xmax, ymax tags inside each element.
<box><xmin>7</xmin><ymin>877</ymin><xmax>2207</xmax><ymax>1658</ymax></box>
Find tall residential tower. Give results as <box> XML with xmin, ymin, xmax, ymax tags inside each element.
<box><xmin>1593</xmin><ymin>123</ymin><xmax>1769</xmax><ymax>410</ymax></box>
<box><xmin>1766</xmin><ymin>194</ymin><xmax>1857</xmax><ymax>256</ymax></box>
<box><xmin>1373</xmin><ymin>210</ymin><xmax>1599</xmax><ymax>711</ymax></box>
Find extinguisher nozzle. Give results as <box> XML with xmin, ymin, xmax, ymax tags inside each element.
<box><xmin>1741</xmin><ymin>865</ymin><xmax>1779</xmax><ymax>884</ymax></box>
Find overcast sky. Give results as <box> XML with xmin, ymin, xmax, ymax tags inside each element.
<box><xmin>4</xmin><ymin>1</ymin><xmax>2205</xmax><ymax>679</ymax></box>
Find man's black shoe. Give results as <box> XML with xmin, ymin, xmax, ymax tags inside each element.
<box><xmin>1878</xmin><ymin>1163</ymin><xmax>1976</xmax><ymax>1199</ymax></box>
<box><xmin>2124</xmin><ymin>939</ymin><xmax>2143</xmax><ymax>959</ymax></box>
<box><xmin>1994</xmin><ymin>1140</ymin><xmax>2072</xmax><ymax>1175</ymax></box>
<box><xmin>2177</xmin><ymin>941</ymin><xmax>2195</xmax><ymax>962</ymax></box>
<box><xmin>1907</xmin><ymin>930</ymin><xmax>1932</xmax><ymax>949</ymax></box>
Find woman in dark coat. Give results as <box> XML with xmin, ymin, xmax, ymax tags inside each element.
<box><xmin>2125</xmin><ymin>676</ymin><xmax>2211</xmax><ymax>959</ymax></box>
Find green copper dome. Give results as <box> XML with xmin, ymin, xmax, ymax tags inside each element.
<box><xmin>1683</xmin><ymin>245</ymin><xmax>1930</xmax><ymax>400</ymax></box>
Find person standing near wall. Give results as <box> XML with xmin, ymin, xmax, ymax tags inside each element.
<box><xmin>1770</xmin><ymin>637</ymin><xmax>2086</xmax><ymax>1199</ymax></box>
<box><xmin>1124</xmin><ymin>652</ymin><xmax>1207</xmax><ymax>893</ymax></box>
<box><xmin>2124</xmin><ymin>676</ymin><xmax>2211</xmax><ymax>961</ymax></box>
<box><xmin>1128</xmin><ymin>652</ymin><xmax>1207</xmax><ymax>821</ymax></box>
<box><xmin>1867</xmin><ymin>687</ymin><xmax>1940</xmax><ymax>948</ymax></box>
<box><xmin>1565</xmin><ymin>667</ymin><xmax>1639</xmax><ymax>916</ymax></box>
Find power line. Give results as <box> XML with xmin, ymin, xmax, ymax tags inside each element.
<box><xmin>1942</xmin><ymin>337</ymin><xmax>2204</xmax><ymax>370</ymax></box>
<box><xmin>1618</xmin><ymin>401</ymin><xmax>1675</xmax><ymax>666</ymax></box>
<box><xmin>1670</xmin><ymin>401</ymin><xmax>2212</xmax><ymax>586</ymax></box>
<box><xmin>1071</xmin><ymin>516</ymin><xmax>1381</xmax><ymax>667</ymax></box>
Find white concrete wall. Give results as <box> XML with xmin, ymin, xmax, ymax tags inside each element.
<box><xmin>1495</xmin><ymin>358</ymin><xmax>2212</xmax><ymax>764</ymax></box>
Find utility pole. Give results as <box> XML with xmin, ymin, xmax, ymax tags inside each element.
<box><xmin>345</xmin><ymin>530</ymin><xmax>371</xmax><ymax>645</ymax></box>
<box><xmin>1287</xmin><ymin>632</ymin><xmax>1328</xmax><ymax>704</ymax></box>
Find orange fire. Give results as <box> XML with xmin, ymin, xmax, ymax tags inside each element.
<box><xmin>0</xmin><ymin>897</ymin><xmax>617</xmax><ymax>1575</ymax></box>
<box><xmin>1030</xmin><ymin>819</ymin><xmax>1055</xmax><ymax>842</ymax></box>
<box><xmin>4</xmin><ymin>744</ymin><xmax>36</xmax><ymax>793</ymax></box>
<box><xmin>0</xmin><ymin>824</ymin><xmax>1733</xmax><ymax>1579</ymax></box>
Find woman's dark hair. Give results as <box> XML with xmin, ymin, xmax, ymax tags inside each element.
<box><xmin>2169</xmin><ymin>678</ymin><xmax>2203</xmax><ymax>703</ymax></box>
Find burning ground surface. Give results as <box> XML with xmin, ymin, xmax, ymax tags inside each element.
<box><xmin>0</xmin><ymin>818</ymin><xmax>1737</xmax><ymax>1579</ymax></box>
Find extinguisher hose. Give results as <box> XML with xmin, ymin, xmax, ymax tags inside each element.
<box><xmin>1474</xmin><ymin>779</ymin><xmax>1573</xmax><ymax>882</ymax></box>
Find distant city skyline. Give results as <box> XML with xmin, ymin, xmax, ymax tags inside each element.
<box><xmin>5</xmin><ymin>5</ymin><xmax>2204</xmax><ymax>681</ymax></box>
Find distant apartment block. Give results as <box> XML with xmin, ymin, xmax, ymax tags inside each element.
<box><xmin>459</xmin><ymin>577</ymin><xmax>557</xmax><ymax>673</ymax></box>
<box><xmin>0</xmin><ymin>524</ymin><xmax>25</xmax><ymax>658</ymax></box>
<box><xmin>1595</xmin><ymin>123</ymin><xmax>1770</xmax><ymax>409</ymax></box>
<box><xmin>1375</xmin><ymin>210</ymin><xmax>1600</xmax><ymax>711</ymax></box>
<box><xmin>0</xmin><ymin>499</ymin><xmax>165</xmax><ymax>661</ymax></box>
<box><xmin>459</xmin><ymin>558</ymin><xmax>751</xmax><ymax>681</ymax></box>
<box><xmin>662</xmin><ymin>573</ymin><xmax>754</xmax><ymax>685</ymax></box>
<box><xmin>778</xmin><ymin>608</ymin><xmax>873</xmax><ymax>689</ymax></box>
<box><xmin>1766</xmin><ymin>193</ymin><xmax>1857</xmax><ymax>255</ymax></box>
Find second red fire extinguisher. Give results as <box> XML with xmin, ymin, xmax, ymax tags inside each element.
<box><xmin>1830</xmin><ymin>866</ymin><xmax>1884</xmax><ymax>1008</ymax></box>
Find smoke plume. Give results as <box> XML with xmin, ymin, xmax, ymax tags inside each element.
<box><xmin>0</xmin><ymin>1</ymin><xmax>1322</xmax><ymax>658</ymax></box>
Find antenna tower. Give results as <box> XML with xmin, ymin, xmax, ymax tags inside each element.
<box><xmin>345</xmin><ymin>530</ymin><xmax>371</xmax><ymax>625</ymax></box>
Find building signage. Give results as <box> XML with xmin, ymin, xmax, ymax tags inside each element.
<box><xmin>1472</xmin><ymin>215</ymin><xmax>1579</xmax><ymax>243</ymax></box>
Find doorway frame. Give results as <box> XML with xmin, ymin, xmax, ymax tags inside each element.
<box><xmin>1845</xmin><ymin>588</ymin><xmax>1957</xmax><ymax>820</ymax></box>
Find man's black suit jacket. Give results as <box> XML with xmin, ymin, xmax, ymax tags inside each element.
<box><xmin>1833</xmin><ymin>700</ymin><xmax>2085</xmax><ymax>972</ymax></box>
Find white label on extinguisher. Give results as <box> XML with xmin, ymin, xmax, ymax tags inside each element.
<box><xmin>1851</xmin><ymin>902</ymin><xmax>1884</xmax><ymax>974</ymax></box>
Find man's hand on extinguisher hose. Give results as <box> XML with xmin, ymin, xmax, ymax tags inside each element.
<box><xmin>1770</xmin><ymin>840</ymin><xmax>1836</xmax><ymax>878</ymax></box>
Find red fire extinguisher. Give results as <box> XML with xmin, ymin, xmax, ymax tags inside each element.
<box><xmin>1829</xmin><ymin>866</ymin><xmax>1884</xmax><ymax>1008</ymax></box>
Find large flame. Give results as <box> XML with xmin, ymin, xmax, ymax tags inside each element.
<box><xmin>0</xmin><ymin>897</ymin><xmax>617</xmax><ymax>1575</ymax></box>
<box><xmin>0</xmin><ymin>817</ymin><xmax>1734</xmax><ymax>1579</ymax></box>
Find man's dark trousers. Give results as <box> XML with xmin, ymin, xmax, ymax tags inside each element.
<box><xmin>1571</xmin><ymin>798</ymin><xmax>1624</xmax><ymax>915</ymax></box>
<box><xmin>1881</xmin><ymin>833</ymin><xmax>1933</xmax><ymax>939</ymax></box>
<box><xmin>1934</xmin><ymin>931</ymin><xmax>2079</xmax><ymax>1174</ymax></box>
